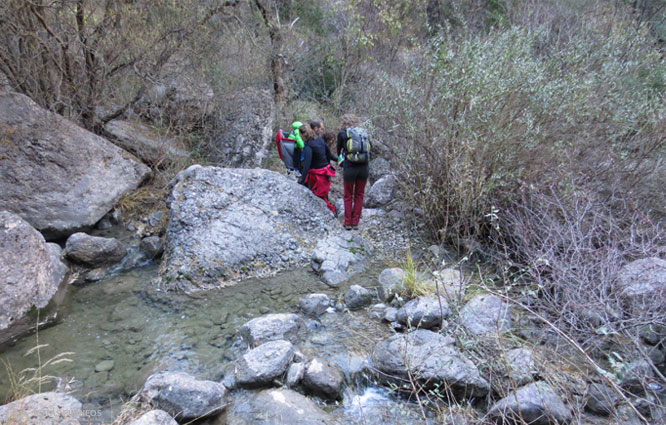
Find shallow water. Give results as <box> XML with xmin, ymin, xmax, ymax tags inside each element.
<box><xmin>0</xmin><ymin>261</ymin><xmax>402</xmax><ymax>422</ymax></box>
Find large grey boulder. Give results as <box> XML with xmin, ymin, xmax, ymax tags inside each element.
<box><xmin>0</xmin><ymin>392</ymin><xmax>82</xmax><ymax>425</ymax></box>
<box><xmin>104</xmin><ymin>120</ymin><xmax>189</xmax><ymax>167</ymax></box>
<box><xmin>488</xmin><ymin>382</ymin><xmax>572</xmax><ymax>425</ymax></box>
<box><xmin>240</xmin><ymin>313</ymin><xmax>302</xmax><ymax>347</ymax></box>
<box><xmin>364</xmin><ymin>175</ymin><xmax>397</xmax><ymax>208</ymax></box>
<box><xmin>225</xmin><ymin>388</ymin><xmax>341</xmax><ymax>425</ymax></box>
<box><xmin>235</xmin><ymin>340</ymin><xmax>295</xmax><ymax>388</ymax></box>
<box><xmin>372</xmin><ymin>329</ymin><xmax>489</xmax><ymax>398</ymax></box>
<box><xmin>65</xmin><ymin>232</ymin><xmax>127</xmax><ymax>267</ymax></box>
<box><xmin>617</xmin><ymin>257</ymin><xmax>666</xmax><ymax>299</ymax></box>
<box><xmin>160</xmin><ymin>166</ymin><xmax>336</xmax><ymax>292</ymax></box>
<box><xmin>0</xmin><ymin>92</ymin><xmax>150</xmax><ymax>239</ymax></box>
<box><xmin>0</xmin><ymin>211</ymin><xmax>68</xmax><ymax>343</ymax></box>
<box><xmin>205</xmin><ymin>87</ymin><xmax>274</xmax><ymax>168</ymax></box>
<box><xmin>128</xmin><ymin>410</ymin><xmax>178</xmax><ymax>425</ymax></box>
<box><xmin>396</xmin><ymin>296</ymin><xmax>451</xmax><ymax>330</ymax></box>
<box><xmin>141</xmin><ymin>371</ymin><xmax>227</xmax><ymax>420</ymax></box>
<box><xmin>302</xmin><ymin>357</ymin><xmax>344</xmax><ymax>400</ymax></box>
<box><xmin>460</xmin><ymin>294</ymin><xmax>512</xmax><ymax>336</ymax></box>
<box><xmin>311</xmin><ymin>233</ymin><xmax>370</xmax><ymax>287</ymax></box>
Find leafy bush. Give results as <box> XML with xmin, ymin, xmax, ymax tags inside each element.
<box><xmin>366</xmin><ymin>6</ymin><xmax>665</xmax><ymax>247</ymax></box>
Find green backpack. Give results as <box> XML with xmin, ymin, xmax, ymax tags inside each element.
<box><xmin>344</xmin><ymin>127</ymin><xmax>370</xmax><ymax>163</ymax></box>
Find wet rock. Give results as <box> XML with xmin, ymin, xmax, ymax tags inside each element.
<box><xmin>0</xmin><ymin>91</ymin><xmax>150</xmax><ymax>239</ymax></box>
<box><xmin>617</xmin><ymin>257</ymin><xmax>666</xmax><ymax>298</ymax></box>
<box><xmin>377</xmin><ymin>268</ymin><xmax>405</xmax><ymax>301</ymax></box>
<box><xmin>396</xmin><ymin>296</ymin><xmax>450</xmax><ymax>330</ymax></box>
<box><xmin>95</xmin><ymin>360</ymin><xmax>115</xmax><ymax>373</ymax></box>
<box><xmin>364</xmin><ymin>175</ymin><xmax>397</xmax><ymax>208</ymax></box>
<box><xmin>372</xmin><ymin>329</ymin><xmax>489</xmax><ymax>398</ymax></box>
<box><xmin>235</xmin><ymin>340</ymin><xmax>294</xmax><ymax>388</ymax></box>
<box><xmin>65</xmin><ymin>232</ymin><xmax>127</xmax><ymax>267</ymax></box>
<box><xmin>240</xmin><ymin>313</ymin><xmax>302</xmax><ymax>347</ymax></box>
<box><xmin>505</xmin><ymin>348</ymin><xmax>536</xmax><ymax>387</ymax></box>
<box><xmin>311</xmin><ymin>233</ymin><xmax>370</xmax><ymax>287</ymax></box>
<box><xmin>287</xmin><ymin>362</ymin><xmax>305</xmax><ymax>388</ymax></box>
<box><xmin>140</xmin><ymin>236</ymin><xmax>164</xmax><ymax>259</ymax></box>
<box><xmin>128</xmin><ymin>409</ymin><xmax>178</xmax><ymax>425</ymax></box>
<box><xmin>303</xmin><ymin>357</ymin><xmax>344</xmax><ymax>400</ymax></box>
<box><xmin>0</xmin><ymin>392</ymin><xmax>82</xmax><ymax>425</ymax></box>
<box><xmin>488</xmin><ymin>382</ymin><xmax>572</xmax><ymax>425</ymax></box>
<box><xmin>205</xmin><ymin>88</ymin><xmax>274</xmax><ymax>168</ymax></box>
<box><xmin>299</xmin><ymin>294</ymin><xmax>331</xmax><ymax>317</ymax></box>
<box><xmin>0</xmin><ymin>211</ymin><xmax>68</xmax><ymax>344</ymax></box>
<box><xmin>160</xmin><ymin>166</ymin><xmax>337</xmax><ymax>292</ymax></box>
<box><xmin>104</xmin><ymin>120</ymin><xmax>189</xmax><ymax>167</ymax></box>
<box><xmin>344</xmin><ymin>285</ymin><xmax>374</xmax><ymax>310</ymax></box>
<box><xmin>225</xmin><ymin>388</ymin><xmax>341</xmax><ymax>425</ymax></box>
<box><xmin>460</xmin><ymin>294</ymin><xmax>511</xmax><ymax>336</ymax></box>
<box><xmin>585</xmin><ymin>383</ymin><xmax>620</xmax><ymax>415</ymax></box>
<box><xmin>141</xmin><ymin>371</ymin><xmax>227</xmax><ymax>420</ymax></box>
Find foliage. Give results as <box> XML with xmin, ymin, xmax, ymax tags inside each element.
<box><xmin>0</xmin><ymin>0</ymin><xmax>240</xmax><ymax>131</ymax></box>
<box><xmin>366</xmin><ymin>5</ymin><xmax>665</xmax><ymax>247</ymax></box>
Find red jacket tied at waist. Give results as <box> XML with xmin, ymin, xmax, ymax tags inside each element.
<box><xmin>305</xmin><ymin>165</ymin><xmax>335</xmax><ymax>198</ymax></box>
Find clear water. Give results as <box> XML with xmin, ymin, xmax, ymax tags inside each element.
<box><xmin>0</xmin><ymin>261</ymin><xmax>426</xmax><ymax>422</ymax></box>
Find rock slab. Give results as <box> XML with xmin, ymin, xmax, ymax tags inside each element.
<box><xmin>240</xmin><ymin>313</ymin><xmax>302</xmax><ymax>347</ymax></box>
<box><xmin>225</xmin><ymin>388</ymin><xmax>341</xmax><ymax>425</ymax></box>
<box><xmin>160</xmin><ymin>165</ymin><xmax>336</xmax><ymax>292</ymax></box>
<box><xmin>0</xmin><ymin>392</ymin><xmax>82</xmax><ymax>425</ymax></box>
<box><xmin>311</xmin><ymin>233</ymin><xmax>370</xmax><ymax>287</ymax></box>
<box><xmin>372</xmin><ymin>329</ymin><xmax>490</xmax><ymax>398</ymax></box>
<box><xmin>0</xmin><ymin>91</ymin><xmax>150</xmax><ymax>239</ymax></box>
<box><xmin>141</xmin><ymin>371</ymin><xmax>227</xmax><ymax>420</ymax></box>
<box><xmin>488</xmin><ymin>382</ymin><xmax>572</xmax><ymax>425</ymax></box>
<box><xmin>0</xmin><ymin>211</ymin><xmax>68</xmax><ymax>343</ymax></box>
<box><xmin>396</xmin><ymin>296</ymin><xmax>450</xmax><ymax>329</ymax></box>
<box><xmin>460</xmin><ymin>294</ymin><xmax>512</xmax><ymax>336</ymax></box>
<box><xmin>236</xmin><ymin>340</ymin><xmax>294</xmax><ymax>388</ymax></box>
<box><xmin>65</xmin><ymin>232</ymin><xmax>127</xmax><ymax>266</ymax></box>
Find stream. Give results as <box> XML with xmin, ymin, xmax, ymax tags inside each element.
<box><xmin>0</xmin><ymin>261</ymin><xmax>432</xmax><ymax>424</ymax></box>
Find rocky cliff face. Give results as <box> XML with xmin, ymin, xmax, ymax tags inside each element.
<box><xmin>0</xmin><ymin>92</ymin><xmax>150</xmax><ymax>239</ymax></box>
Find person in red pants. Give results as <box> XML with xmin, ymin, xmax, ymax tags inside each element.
<box><xmin>336</xmin><ymin>114</ymin><xmax>370</xmax><ymax>230</ymax></box>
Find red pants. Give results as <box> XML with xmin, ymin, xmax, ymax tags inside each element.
<box><xmin>343</xmin><ymin>179</ymin><xmax>367</xmax><ymax>226</ymax></box>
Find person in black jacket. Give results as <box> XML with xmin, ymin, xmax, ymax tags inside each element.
<box><xmin>298</xmin><ymin>124</ymin><xmax>337</xmax><ymax>213</ymax></box>
<box><xmin>336</xmin><ymin>114</ymin><xmax>369</xmax><ymax>230</ymax></box>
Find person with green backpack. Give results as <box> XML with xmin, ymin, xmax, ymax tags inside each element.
<box><xmin>288</xmin><ymin>121</ymin><xmax>305</xmax><ymax>176</ymax></box>
<box><xmin>336</xmin><ymin>114</ymin><xmax>370</xmax><ymax>230</ymax></box>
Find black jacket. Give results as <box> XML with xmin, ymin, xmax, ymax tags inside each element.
<box><xmin>299</xmin><ymin>136</ymin><xmax>336</xmax><ymax>184</ymax></box>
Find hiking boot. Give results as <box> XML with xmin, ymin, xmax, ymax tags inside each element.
<box><xmin>344</xmin><ymin>225</ymin><xmax>352</xmax><ymax>231</ymax></box>
<box><xmin>351</xmin><ymin>225</ymin><xmax>358</xmax><ymax>231</ymax></box>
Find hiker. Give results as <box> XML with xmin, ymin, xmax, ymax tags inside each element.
<box><xmin>299</xmin><ymin>124</ymin><xmax>337</xmax><ymax>214</ymax></box>
<box><xmin>337</xmin><ymin>114</ymin><xmax>370</xmax><ymax>230</ymax></box>
<box><xmin>289</xmin><ymin>121</ymin><xmax>305</xmax><ymax>175</ymax></box>
<box><xmin>310</xmin><ymin>119</ymin><xmax>325</xmax><ymax>136</ymax></box>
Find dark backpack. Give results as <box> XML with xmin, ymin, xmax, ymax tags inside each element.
<box><xmin>344</xmin><ymin>127</ymin><xmax>370</xmax><ymax>163</ymax></box>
